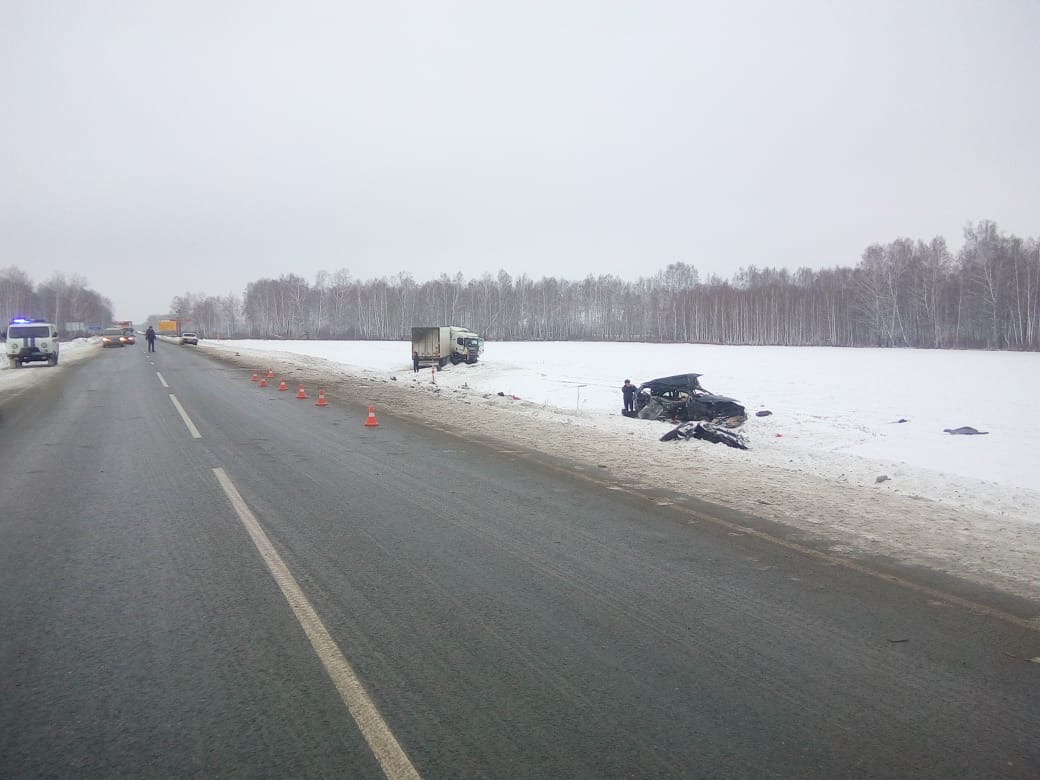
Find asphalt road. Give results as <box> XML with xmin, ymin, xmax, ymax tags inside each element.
<box><xmin>2</xmin><ymin>342</ymin><xmax>1038</xmax><ymax>778</ymax></box>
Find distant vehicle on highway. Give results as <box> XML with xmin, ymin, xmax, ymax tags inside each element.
<box><xmin>102</xmin><ymin>327</ymin><xmax>126</xmax><ymax>348</ymax></box>
<box><xmin>180</xmin><ymin>332</ymin><xmax>199</xmax><ymax>346</ymax></box>
<box><xmin>113</xmin><ymin>320</ymin><xmax>135</xmax><ymax>344</ymax></box>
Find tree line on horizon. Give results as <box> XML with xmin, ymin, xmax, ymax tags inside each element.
<box><xmin>0</xmin><ymin>270</ymin><xmax>113</xmax><ymax>334</ymax></box>
<box><xmin>4</xmin><ymin>220</ymin><xmax>1038</xmax><ymax>351</ymax></box>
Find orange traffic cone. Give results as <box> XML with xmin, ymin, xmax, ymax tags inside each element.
<box><xmin>364</xmin><ymin>405</ymin><xmax>379</xmax><ymax>427</ymax></box>
<box><xmin>251</xmin><ymin>371</ymin><xmax>259</xmax><ymax>382</ymax></box>
<box><xmin>259</xmin><ymin>377</ymin><xmax>268</xmax><ymax>387</ymax></box>
<box><xmin>278</xmin><ymin>379</ymin><xmax>288</xmax><ymax>391</ymax></box>
<box><xmin>266</xmin><ymin>368</ymin><xmax>275</xmax><ymax>378</ymax></box>
<box><xmin>315</xmin><ymin>389</ymin><xmax>328</xmax><ymax>407</ymax></box>
<box><xmin>296</xmin><ymin>385</ymin><xmax>308</xmax><ymax>399</ymax></box>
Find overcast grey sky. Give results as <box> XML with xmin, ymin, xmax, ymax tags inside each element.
<box><xmin>2</xmin><ymin>0</ymin><xmax>1038</xmax><ymax>322</ymax></box>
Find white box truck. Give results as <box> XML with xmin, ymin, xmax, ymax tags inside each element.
<box><xmin>411</xmin><ymin>326</ymin><xmax>484</xmax><ymax>368</ymax></box>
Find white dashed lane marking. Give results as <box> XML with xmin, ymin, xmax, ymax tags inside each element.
<box><xmin>213</xmin><ymin>467</ymin><xmax>421</xmax><ymax>780</ymax></box>
<box><xmin>169</xmin><ymin>394</ymin><xmax>202</xmax><ymax>439</ymax></box>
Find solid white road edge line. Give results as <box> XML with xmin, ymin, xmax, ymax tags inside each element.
<box><xmin>169</xmin><ymin>394</ymin><xmax>202</xmax><ymax>439</ymax></box>
<box><xmin>212</xmin><ymin>467</ymin><xmax>421</xmax><ymax>780</ymax></box>
<box><xmin>156</xmin><ymin>371</ymin><xmax>169</xmax><ymax>388</ymax></box>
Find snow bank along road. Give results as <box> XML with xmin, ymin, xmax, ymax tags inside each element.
<box><xmin>194</xmin><ymin>340</ymin><xmax>1040</xmax><ymax>610</ymax></box>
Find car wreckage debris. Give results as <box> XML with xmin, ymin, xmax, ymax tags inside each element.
<box><xmin>943</xmin><ymin>426</ymin><xmax>990</xmax><ymax>435</ymax></box>
<box><xmin>629</xmin><ymin>373</ymin><xmax>747</xmax><ymax>427</ymax></box>
<box><xmin>660</xmin><ymin>421</ymin><xmax>750</xmax><ymax>450</ymax></box>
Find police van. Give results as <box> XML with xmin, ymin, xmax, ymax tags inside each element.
<box><xmin>5</xmin><ymin>318</ymin><xmax>60</xmax><ymax>368</ymax></box>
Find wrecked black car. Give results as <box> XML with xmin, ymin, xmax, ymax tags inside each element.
<box><xmin>625</xmin><ymin>373</ymin><xmax>746</xmax><ymax>426</ymax></box>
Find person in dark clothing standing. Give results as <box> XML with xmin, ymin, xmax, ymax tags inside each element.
<box><xmin>145</xmin><ymin>326</ymin><xmax>156</xmax><ymax>352</ymax></box>
<box><xmin>412</xmin><ymin>350</ymin><xmax>420</xmax><ymax>373</ymax></box>
<box><xmin>622</xmin><ymin>379</ymin><xmax>637</xmax><ymax>413</ymax></box>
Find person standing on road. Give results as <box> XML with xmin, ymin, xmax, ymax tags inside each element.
<box><xmin>412</xmin><ymin>350</ymin><xmax>420</xmax><ymax>373</ymax></box>
<box><xmin>146</xmin><ymin>326</ymin><xmax>156</xmax><ymax>352</ymax></box>
<box><xmin>622</xmin><ymin>379</ymin><xmax>637</xmax><ymax>413</ymax></box>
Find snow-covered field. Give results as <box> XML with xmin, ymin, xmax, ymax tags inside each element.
<box><xmin>4</xmin><ymin>337</ymin><xmax>1039</xmax><ymax>601</ymax></box>
<box><xmin>215</xmin><ymin>339</ymin><xmax>1038</xmax><ymax>490</ymax></box>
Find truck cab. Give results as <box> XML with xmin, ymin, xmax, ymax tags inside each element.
<box><xmin>448</xmin><ymin>327</ymin><xmax>483</xmax><ymax>364</ymax></box>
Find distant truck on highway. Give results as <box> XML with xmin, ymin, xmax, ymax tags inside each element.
<box><xmin>411</xmin><ymin>326</ymin><xmax>484</xmax><ymax>368</ymax></box>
